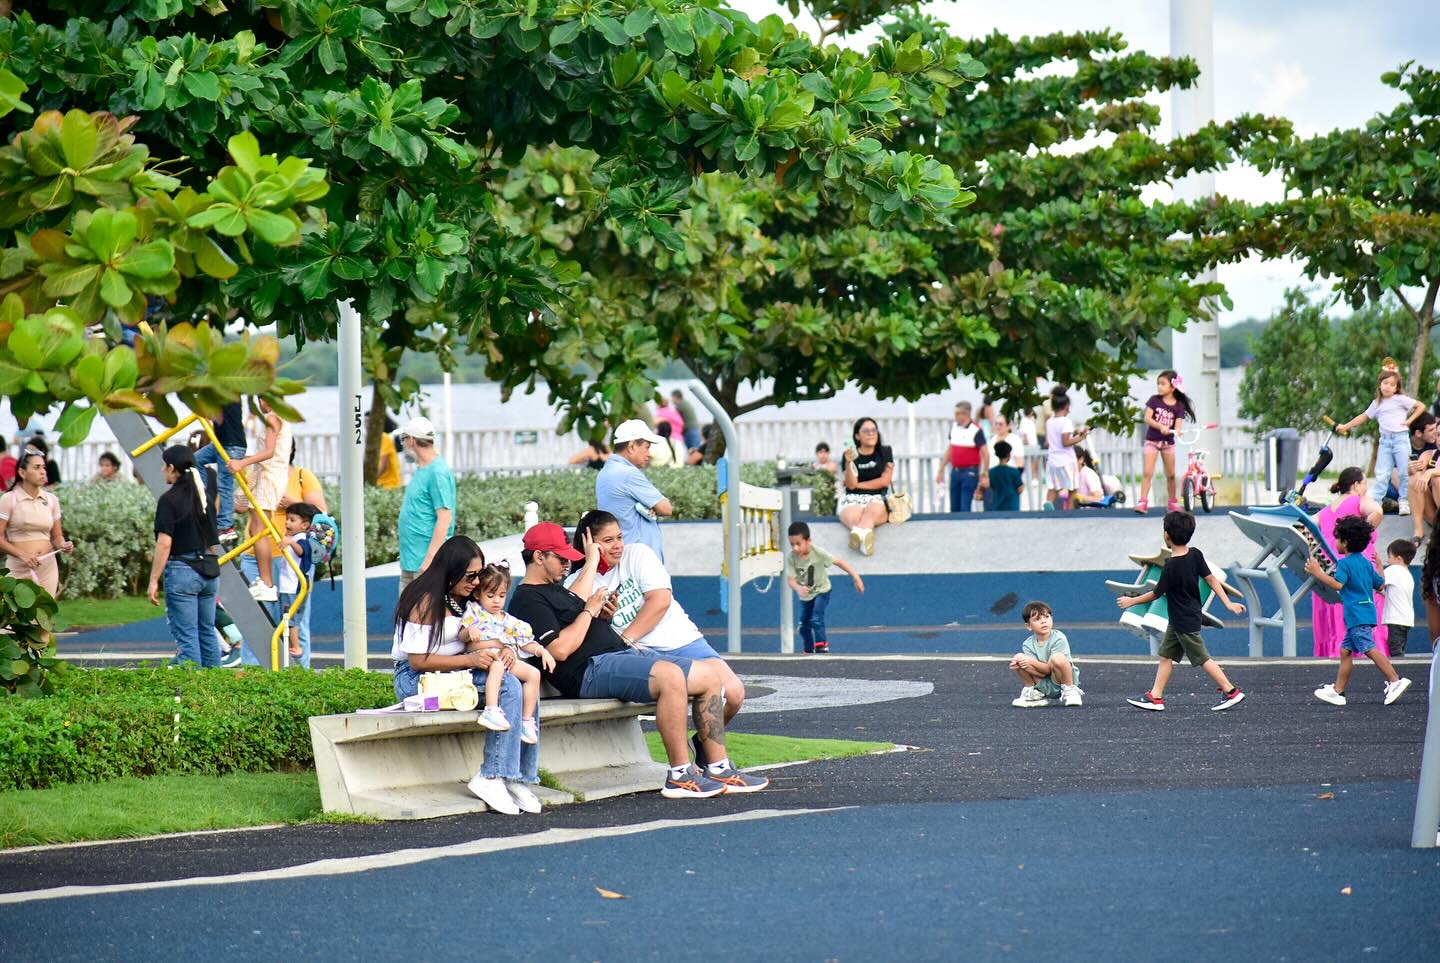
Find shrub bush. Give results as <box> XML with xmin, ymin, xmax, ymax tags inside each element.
<box><xmin>0</xmin><ymin>666</ymin><xmax>394</xmax><ymax>790</ymax></box>
<box><xmin>48</xmin><ymin>466</ymin><xmax>838</xmax><ymax>593</ymax></box>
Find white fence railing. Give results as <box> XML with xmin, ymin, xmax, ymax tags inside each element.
<box><xmin>45</xmin><ymin>419</ymin><xmax>1376</xmax><ymax>496</ymax></box>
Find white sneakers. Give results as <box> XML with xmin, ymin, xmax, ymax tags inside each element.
<box><xmin>466</xmin><ymin>774</ymin><xmax>543</xmax><ymax>815</ymax></box>
<box><xmin>848</xmin><ymin>527</ymin><xmax>862</xmax><ymax>551</ymax></box>
<box><xmin>1012</xmin><ymin>686</ymin><xmax>1048</xmax><ymax>708</ymax></box>
<box><xmin>248</xmin><ymin>581</ymin><xmax>277</xmax><ymax>602</ymax></box>
<box><xmin>520</xmin><ymin>717</ymin><xmax>539</xmax><ymax>744</ymax></box>
<box><xmin>505</xmin><ymin>780</ymin><xmax>543</xmax><ymax>814</ymax></box>
<box><xmin>1384</xmin><ymin>677</ymin><xmax>1412</xmax><ymax>705</ymax></box>
<box><xmin>478</xmin><ymin>706</ymin><xmax>511</xmax><ymax>731</ymax></box>
<box><xmin>1012</xmin><ymin>685</ymin><xmax>1083</xmax><ymax>708</ymax></box>
<box><xmin>467</xmin><ymin>774</ymin><xmax>520</xmax><ymax>814</ymax></box>
<box><xmin>1316</xmin><ymin>679</ymin><xmax>1412</xmax><ymax>706</ymax></box>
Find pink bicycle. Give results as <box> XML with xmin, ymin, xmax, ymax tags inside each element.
<box><xmin>1177</xmin><ymin>423</ymin><xmax>1220</xmax><ymax>513</ymax></box>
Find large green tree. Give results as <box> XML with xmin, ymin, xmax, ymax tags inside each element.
<box><xmin>1</xmin><ymin>1</ymin><xmax>971</xmax><ymax>472</ymax></box>
<box><xmin>502</xmin><ymin>8</ymin><xmax>1291</xmax><ymax>429</ymax></box>
<box><xmin>1239</xmin><ymin>287</ymin><xmax>1434</xmax><ymax>439</ymax></box>
<box><xmin>1245</xmin><ymin>62</ymin><xmax>1440</xmax><ymax>399</ymax></box>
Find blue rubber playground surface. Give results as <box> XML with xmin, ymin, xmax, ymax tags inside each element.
<box><xmin>3</xmin><ymin>658</ymin><xmax>1437</xmax><ymax>961</ymax></box>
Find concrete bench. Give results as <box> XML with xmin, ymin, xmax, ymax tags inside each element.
<box><xmin>309</xmin><ymin>699</ymin><xmax>666</xmax><ymax>820</ymax></box>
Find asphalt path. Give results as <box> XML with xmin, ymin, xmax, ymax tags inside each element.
<box><xmin>3</xmin><ymin>657</ymin><xmax>1437</xmax><ymax>961</ymax></box>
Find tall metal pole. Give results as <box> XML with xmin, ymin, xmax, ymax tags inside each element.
<box><xmin>442</xmin><ymin>369</ymin><xmax>455</xmax><ymax>461</ymax></box>
<box><xmin>778</xmin><ymin>487</ymin><xmax>795</xmax><ymax>654</ymax></box>
<box><xmin>1413</xmin><ymin>648</ymin><xmax>1440</xmax><ymax>847</ymax></box>
<box><xmin>689</xmin><ymin>381</ymin><xmax>742</xmax><ymax>653</ymax></box>
<box><xmin>337</xmin><ymin>298</ymin><xmax>368</xmax><ymax>670</ymax></box>
<box><xmin>1170</xmin><ymin>0</ymin><xmax>1223</xmax><ymax>465</ymax></box>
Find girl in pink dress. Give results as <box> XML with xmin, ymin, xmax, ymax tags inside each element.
<box><xmin>1311</xmin><ymin>467</ymin><xmax>1388</xmax><ymax>657</ymax></box>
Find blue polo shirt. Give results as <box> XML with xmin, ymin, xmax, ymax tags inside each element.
<box><xmin>397</xmin><ymin>456</ymin><xmax>456</xmax><ymax>572</ymax></box>
<box><xmin>595</xmin><ymin>455</ymin><xmax>666</xmax><ymax>562</ymax></box>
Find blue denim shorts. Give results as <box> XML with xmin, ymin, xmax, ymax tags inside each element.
<box><xmin>580</xmin><ymin>649</ymin><xmax>691</xmax><ymax>703</ymax></box>
<box><xmin>655</xmin><ymin>638</ymin><xmax>723</xmax><ymax>661</ymax></box>
<box><xmin>1342</xmin><ymin>623</ymin><xmax>1377</xmax><ymax>656</ymax></box>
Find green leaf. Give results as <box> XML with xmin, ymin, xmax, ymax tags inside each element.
<box><xmin>623</xmin><ymin>9</ymin><xmax>656</xmax><ymax>37</ymax></box>
<box><xmin>549</xmin><ymin>19</ymin><xmax>583</xmax><ymax>47</ymax></box>
<box><xmin>12</xmin><ymin>583</ymin><xmax>34</xmax><ymax>609</ymax></box>
<box><xmin>0</xmin><ymin>67</ymin><xmax>31</xmax><ymax>118</ymax></box>
<box><xmin>227</xmin><ymin>131</ymin><xmax>263</xmax><ymax>180</ymax></box>
<box><xmin>182</xmin><ymin>71</ymin><xmax>221</xmax><ymax>102</ymax></box>
<box><xmin>593</xmin><ymin>16</ymin><xmax>630</xmax><ymax>47</ymax></box>
<box><xmin>59</xmin><ymin>110</ymin><xmax>98</xmax><ymax>170</ymax></box>
<box><xmin>244</xmin><ymin>209</ymin><xmax>299</xmax><ymax>245</ymax></box>
<box><xmin>116</xmin><ymin>241</ymin><xmax>176</xmax><ymax>279</ymax></box>
<box><xmin>56</xmin><ymin>403</ymin><xmax>98</xmax><ymax>446</ymax></box>
<box><xmin>658</xmin><ymin>15</ymin><xmax>694</xmax><ymax>55</ymax></box>
<box><xmin>99</xmin><ymin>267</ymin><xmax>133</xmax><ymax>307</ymax></box>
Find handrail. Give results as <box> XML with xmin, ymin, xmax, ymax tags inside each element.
<box><xmin>130</xmin><ymin>414</ymin><xmax>308</xmax><ymax>671</ymax></box>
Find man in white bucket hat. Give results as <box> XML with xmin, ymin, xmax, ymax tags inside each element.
<box><xmin>596</xmin><ymin>418</ymin><xmax>674</xmax><ymax>562</ymax></box>
<box><xmin>397</xmin><ymin>415</ymin><xmax>456</xmax><ymax>590</ymax></box>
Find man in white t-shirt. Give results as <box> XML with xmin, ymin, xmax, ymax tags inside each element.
<box><xmin>581</xmin><ymin>524</ymin><xmax>747</xmax><ymax>765</ymax></box>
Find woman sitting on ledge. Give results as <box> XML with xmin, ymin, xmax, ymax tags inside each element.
<box><xmin>391</xmin><ymin>534</ymin><xmax>540</xmax><ymax>816</ymax></box>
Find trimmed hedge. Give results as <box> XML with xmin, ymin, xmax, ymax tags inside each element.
<box><xmin>0</xmin><ymin>666</ymin><xmax>394</xmax><ymax>791</ymax></box>
<box><xmin>45</xmin><ymin>465</ymin><xmax>837</xmax><ymax>597</ymax></box>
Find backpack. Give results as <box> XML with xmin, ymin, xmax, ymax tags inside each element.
<box><xmin>307</xmin><ymin>512</ymin><xmax>340</xmax><ymax>589</ymax></box>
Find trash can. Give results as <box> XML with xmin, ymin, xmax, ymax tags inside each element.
<box><xmin>1264</xmin><ymin>428</ymin><xmax>1301</xmax><ymax>495</ymax></box>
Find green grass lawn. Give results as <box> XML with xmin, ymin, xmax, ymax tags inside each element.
<box><xmin>58</xmin><ymin>594</ymin><xmax>160</xmax><ymax>627</ymax></box>
<box><xmin>644</xmin><ymin>731</ymin><xmax>893</xmax><ymax>768</ymax></box>
<box><xmin>0</xmin><ymin>733</ymin><xmax>891</xmax><ymax>849</ymax></box>
<box><xmin>0</xmin><ymin>772</ymin><xmax>347</xmax><ymax>849</ymax></box>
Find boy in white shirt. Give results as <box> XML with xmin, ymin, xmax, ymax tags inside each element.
<box><xmin>1383</xmin><ymin>538</ymin><xmax>1417</xmax><ymax>656</ymax></box>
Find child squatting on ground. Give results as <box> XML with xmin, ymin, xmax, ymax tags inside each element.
<box><xmin>1305</xmin><ymin>517</ymin><xmax>1413</xmax><ymax>707</ymax></box>
<box><xmin>786</xmin><ymin>522</ymin><xmax>864</xmax><ymax>653</ymax></box>
<box><xmin>1009</xmin><ymin>600</ymin><xmax>1083</xmax><ymax>707</ymax></box>
<box><xmin>1118</xmin><ymin>510</ymin><xmax>1247</xmax><ymax>711</ymax></box>
<box><xmin>462</xmin><ymin>562</ymin><xmax>555</xmax><ymax>743</ymax></box>
<box><xmin>278</xmin><ymin>502</ymin><xmax>317</xmax><ymax>659</ymax></box>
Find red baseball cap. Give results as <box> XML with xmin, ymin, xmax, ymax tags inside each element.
<box><xmin>522</xmin><ymin>522</ymin><xmax>583</xmax><ymax>561</ymax></box>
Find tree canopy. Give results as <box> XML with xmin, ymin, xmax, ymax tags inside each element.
<box><xmin>1239</xmin><ymin>287</ymin><xmax>1435</xmax><ymax>439</ymax></box>
<box><xmin>0</xmin><ymin>0</ymin><xmax>970</xmax><ymax>441</ymax></box>
<box><xmin>503</xmin><ymin>9</ymin><xmax>1292</xmax><ymax>430</ymax></box>
<box><xmin>1244</xmin><ymin>62</ymin><xmax>1440</xmax><ymax>400</ymax></box>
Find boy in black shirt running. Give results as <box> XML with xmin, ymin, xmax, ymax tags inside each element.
<box><xmin>1118</xmin><ymin>510</ymin><xmax>1247</xmax><ymax>711</ymax></box>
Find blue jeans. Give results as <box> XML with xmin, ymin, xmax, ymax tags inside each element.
<box><xmin>1372</xmin><ymin>431</ymin><xmax>1409</xmax><ymax>501</ymax></box>
<box><xmin>683</xmin><ymin>428</ymin><xmax>702</xmax><ymax>450</ymax></box>
<box><xmin>949</xmin><ymin>466</ymin><xmax>980</xmax><ymax>512</ymax></box>
<box><xmin>238</xmin><ymin>556</ymin><xmax>313</xmax><ymax>668</ymax></box>
<box><xmin>194</xmin><ymin>442</ymin><xmax>247</xmax><ymax>531</ymax></box>
<box><xmin>165</xmin><ymin>558</ymin><xmax>219</xmax><ymax>667</ymax></box>
<box><xmin>393</xmin><ymin>659</ymin><xmax>539</xmax><ymax>784</ymax></box>
<box><xmin>798</xmin><ymin>591</ymin><xmax>831</xmax><ymax>652</ymax></box>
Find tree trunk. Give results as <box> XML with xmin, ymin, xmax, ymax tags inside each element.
<box><xmin>363</xmin><ymin>378</ymin><xmax>387</xmax><ymax>486</ymax></box>
<box><xmin>1408</xmin><ymin>311</ymin><xmax>1428</xmax><ymax>399</ymax></box>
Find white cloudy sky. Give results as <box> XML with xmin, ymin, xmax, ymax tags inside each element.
<box><xmin>725</xmin><ymin>0</ymin><xmax>1436</xmax><ymax>324</ymax></box>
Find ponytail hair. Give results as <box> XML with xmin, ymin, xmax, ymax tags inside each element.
<box><xmin>161</xmin><ymin>444</ymin><xmax>207</xmax><ymax>522</ymax></box>
<box><xmin>1329</xmin><ymin>466</ymin><xmax>1366</xmax><ymax>495</ymax></box>
<box><xmin>1159</xmin><ymin>370</ymin><xmax>1197</xmax><ymax>421</ymax></box>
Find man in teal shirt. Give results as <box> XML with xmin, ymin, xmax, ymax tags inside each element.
<box><xmin>397</xmin><ymin>416</ymin><xmax>456</xmax><ymax>590</ymax></box>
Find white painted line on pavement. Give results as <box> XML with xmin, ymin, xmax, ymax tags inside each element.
<box><xmin>2</xmin><ymin>824</ymin><xmax>287</xmax><ymax>856</ymax></box>
<box><xmin>0</xmin><ymin>807</ymin><xmax>844</xmax><ymax>905</ymax></box>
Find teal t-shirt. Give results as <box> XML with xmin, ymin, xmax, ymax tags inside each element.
<box><xmin>398</xmin><ymin>456</ymin><xmax>457</xmax><ymax>572</ymax></box>
<box><xmin>1021</xmin><ymin>628</ymin><xmax>1078</xmax><ymax>695</ymax></box>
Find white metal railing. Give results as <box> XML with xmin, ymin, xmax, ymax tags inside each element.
<box><xmin>46</xmin><ymin>419</ymin><xmax>1378</xmax><ymax>490</ymax></box>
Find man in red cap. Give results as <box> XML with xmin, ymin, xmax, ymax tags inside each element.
<box><xmin>509</xmin><ymin>521</ymin><xmax>767</xmax><ymax>798</ymax></box>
